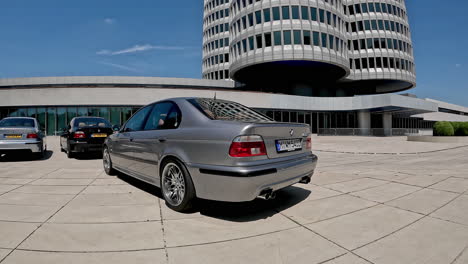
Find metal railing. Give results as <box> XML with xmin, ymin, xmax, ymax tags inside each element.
<box><xmin>318</xmin><ymin>128</ymin><xmax>421</xmax><ymax>136</ymax></box>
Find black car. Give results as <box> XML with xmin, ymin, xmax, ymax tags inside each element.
<box><xmin>60</xmin><ymin>117</ymin><xmax>114</xmax><ymax>158</ymax></box>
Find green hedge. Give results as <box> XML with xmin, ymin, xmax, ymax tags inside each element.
<box><xmin>433</xmin><ymin>121</ymin><xmax>455</xmax><ymax>136</ymax></box>
<box><xmin>433</xmin><ymin>121</ymin><xmax>468</xmax><ymax>136</ymax></box>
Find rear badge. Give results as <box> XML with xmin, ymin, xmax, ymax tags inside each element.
<box><xmin>289</xmin><ymin>129</ymin><xmax>294</xmax><ymax>137</ymax></box>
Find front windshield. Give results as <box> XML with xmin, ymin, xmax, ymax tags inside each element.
<box><xmin>73</xmin><ymin>118</ymin><xmax>111</xmax><ymax>128</ymax></box>
<box><xmin>0</xmin><ymin>118</ymin><xmax>35</xmax><ymax>128</ymax></box>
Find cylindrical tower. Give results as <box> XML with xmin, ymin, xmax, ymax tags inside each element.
<box><xmin>202</xmin><ymin>0</ymin><xmax>231</xmax><ymax>80</ymax></box>
<box><xmin>343</xmin><ymin>0</ymin><xmax>416</xmax><ymax>94</ymax></box>
<box><xmin>229</xmin><ymin>0</ymin><xmax>350</xmax><ymax>89</ymax></box>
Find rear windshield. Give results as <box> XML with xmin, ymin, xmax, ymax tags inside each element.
<box><xmin>188</xmin><ymin>98</ymin><xmax>273</xmax><ymax>122</ymax></box>
<box><xmin>0</xmin><ymin>118</ymin><xmax>35</xmax><ymax>128</ymax></box>
<box><xmin>73</xmin><ymin>118</ymin><xmax>111</xmax><ymax>128</ymax></box>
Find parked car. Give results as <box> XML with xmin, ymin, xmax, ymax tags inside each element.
<box><xmin>0</xmin><ymin>117</ymin><xmax>47</xmax><ymax>159</ymax></box>
<box><xmin>60</xmin><ymin>117</ymin><xmax>114</xmax><ymax>158</ymax></box>
<box><xmin>103</xmin><ymin>97</ymin><xmax>318</xmax><ymax>212</ymax></box>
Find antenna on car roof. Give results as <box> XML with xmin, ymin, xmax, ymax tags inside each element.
<box><xmin>214</xmin><ymin>92</ymin><xmax>217</xmax><ymax>101</ymax></box>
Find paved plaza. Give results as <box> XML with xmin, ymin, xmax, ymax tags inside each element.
<box><xmin>0</xmin><ymin>136</ymin><xmax>467</xmax><ymax>264</ymax></box>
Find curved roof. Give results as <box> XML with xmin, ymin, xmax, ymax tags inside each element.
<box><xmin>0</xmin><ymin>76</ymin><xmax>235</xmax><ymax>89</ymax></box>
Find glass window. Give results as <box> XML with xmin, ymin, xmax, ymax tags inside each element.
<box><xmin>293</xmin><ymin>30</ymin><xmax>301</xmax><ymax>44</ymax></box>
<box><xmin>361</xmin><ymin>3</ymin><xmax>368</xmax><ymax>13</ymax></box>
<box><xmin>311</xmin><ymin>7</ymin><xmax>317</xmax><ymax>21</ymax></box>
<box><xmin>282</xmin><ymin>6</ymin><xmax>290</xmax><ymax>19</ymax></box>
<box><xmin>273</xmin><ymin>7</ymin><xmax>280</xmax><ymax>20</ymax></box>
<box><xmin>313</xmin><ymin>31</ymin><xmax>320</xmax><ymax>46</ymax></box>
<box><xmin>47</xmin><ymin>108</ymin><xmax>56</xmax><ymax>136</ymax></box>
<box><xmin>301</xmin><ymin>6</ymin><xmax>309</xmax><ymax>20</ymax></box>
<box><xmin>110</xmin><ymin>108</ymin><xmax>120</xmax><ymax>126</ymax></box>
<box><xmin>371</xmin><ymin>20</ymin><xmax>378</xmax><ymax>30</ymax></box>
<box><xmin>0</xmin><ymin>118</ymin><xmax>35</xmax><ymax>128</ymax></box>
<box><xmin>249</xmin><ymin>36</ymin><xmax>254</xmax><ymax>50</ymax></box>
<box><xmin>124</xmin><ymin>105</ymin><xmax>153</xmax><ymax>132</ymax></box>
<box><xmin>188</xmin><ymin>98</ymin><xmax>272</xmax><ymax>122</ymax></box>
<box><xmin>73</xmin><ymin>117</ymin><xmax>111</xmax><ymax>128</ymax></box>
<box><xmin>292</xmin><ymin>6</ymin><xmax>299</xmax><ymax>19</ymax></box>
<box><xmin>256</xmin><ymin>34</ymin><xmax>263</xmax><ymax>48</ymax></box>
<box><xmin>144</xmin><ymin>102</ymin><xmax>181</xmax><ymax>130</ymax></box>
<box><xmin>303</xmin><ymin>30</ymin><xmax>311</xmax><ymax>45</ymax></box>
<box><xmin>274</xmin><ymin>31</ymin><xmax>282</xmax><ymax>45</ymax></box>
<box><xmin>283</xmin><ymin>30</ymin><xmax>291</xmax><ymax>45</ymax></box>
<box><xmin>248</xmin><ymin>13</ymin><xmax>254</xmax><ymax>27</ymax></box>
<box><xmin>264</xmin><ymin>32</ymin><xmax>272</xmax><ymax>47</ymax></box>
<box><xmin>319</xmin><ymin>9</ymin><xmax>325</xmax><ymax>23</ymax></box>
<box><xmin>321</xmin><ymin>33</ymin><xmax>327</xmax><ymax>48</ymax></box>
<box><xmin>263</xmin><ymin>8</ymin><xmax>271</xmax><ymax>22</ymax></box>
<box><xmin>57</xmin><ymin>107</ymin><xmax>67</xmax><ymax>132</ymax></box>
<box><xmin>37</xmin><ymin>108</ymin><xmax>46</xmax><ymax>130</ymax></box>
<box><xmin>329</xmin><ymin>35</ymin><xmax>334</xmax><ymax>49</ymax></box>
<box><xmin>255</xmin><ymin>10</ymin><xmax>262</xmax><ymax>24</ymax></box>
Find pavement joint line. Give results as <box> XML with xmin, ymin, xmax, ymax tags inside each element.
<box><xmin>315</xmin><ymin>252</ymin><xmax>350</xmax><ymax>264</ymax></box>
<box><xmin>277</xmin><ymin>211</ymin><xmax>376</xmax><ymax>264</ymax></box>
<box><xmin>0</xmin><ymin>172</ymin><xmax>100</xmax><ymax>263</ymax></box>
<box><xmin>315</xmin><ymin>145</ymin><xmax>468</xmax><ymax>155</ymax></box>
<box><xmin>0</xmin><ymin>168</ymin><xmax>62</xmax><ymax>199</ymax></box>
<box><xmin>157</xmin><ymin>199</ymin><xmax>169</xmax><ymax>264</ymax></box>
<box><xmin>451</xmin><ymin>245</ymin><xmax>468</xmax><ymax>264</ymax></box>
<box><xmin>349</xmin><ymin>185</ymin><xmax>468</xmax><ymax>254</ymax></box>
<box><xmin>322</xmin><ymin>178</ymin><xmax>392</xmax><ymax>194</ymax></box>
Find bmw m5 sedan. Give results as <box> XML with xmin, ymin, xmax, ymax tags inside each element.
<box><xmin>0</xmin><ymin>117</ymin><xmax>47</xmax><ymax>159</ymax></box>
<box><xmin>103</xmin><ymin>98</ymin><xmax>318</xmax><ymax>212</ymax></box>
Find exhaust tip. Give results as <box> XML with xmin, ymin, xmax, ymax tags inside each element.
<box><xmin>257</xmin><ymin>189</ymin><xmax>275</xmax><ymax>200</ymax></box>
<box><xmin>300</xmin><ymin>176</ymin><xmax>311</xmax><ymax>184</ymax></box>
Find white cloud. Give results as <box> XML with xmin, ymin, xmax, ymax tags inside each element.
<box><xmin>97</xmin><ymin>61</ymin><xmax>140</xmax><ymax>73</ymax></box>
<box><xmin>456</xmin><ymin>64</ymin><xmax>462</xmax><ymax>68</ymax></box>
<box><xmin>104</xmin><ymin>18</ymin><xmax>116</xmax><ymax>25</ymax></box>
<box><xmin>96</xmin><ymin>44</ymin><xmax>185</xmax><ymax>56</ymax></box>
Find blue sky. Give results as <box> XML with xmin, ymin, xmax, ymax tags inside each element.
<box><xmin>0</xmin><ymin>0</ymin><xmax>467</xmax><ymax>106</ymax></box>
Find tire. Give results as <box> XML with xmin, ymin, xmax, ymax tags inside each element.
<box><xmin>66</xmin><ymin>143</ymin><xmax>74</xmax><ymax>159</ymax></box>
<box><xmin>160</xmin><ymin>158</ymin><xmax>196</xmax><ymax>212</ymax></box>
<box><xmin>103</xmin><ymin>147</ymin><xmax>117</xmax><ymax>176</ymax></box>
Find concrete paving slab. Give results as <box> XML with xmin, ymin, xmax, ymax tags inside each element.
<box><xmin>351</xmin><ymin>182</ymin><xmax>422</xmax><ymax>203</ymax></box>
<box><xmin>0</xmin><ymin>221</ymin><xmax>39</xmax><ymax>248</ymax></box>
<box><xmin>307</xmin><ymin>205</ymin><xmax>422</xmax><ymax>250</ymax></box>
<box><xmin>164</xmin><ymin>211</ymin><xmax>297</xmax><ymax>247</ymax></box>
<box><xmin>323</xmin><ymin>253</ymin><xmax>371</xmax><ymax>264</ymax></box>
<box><xmin>386</xmin><ymin>188</ymin><xmax>458</xmax><ymax>215</ymax></box>
<box><xmin>431</xmin><ymin>178</ymin><xmax>468</xmax><ymax>193</ymax></box>
<box><xmin>19</xmin><ymin>222</ymin><xmax>164</xmax><ymax>252</ymax></box>
<box><xmin>49</xmin><ymin>204</ymin><xmax>161</xmax><ymax>223</ymax></box>
<box><xmin>0</xmin><ymin>184</ymin><xmax>21</xmax><ymax>194</ymax></box>
<box><xmin>324</xmin><ymin>178</ymin><xmax>389</xmax><ymax>193</ymax></box>
<box><xmin>311</xmin><ymin>171</ymin><xmax>363</xmax><ymax>186</ymax></box>
<box><xmin>0</xmin><ymin>178</ymin><xmax>35</xmax><ymax>185</ymax></box>
<box><xmin>1</xmin><ymin>250</ymin><xmax>167</xmax><ymax>264</ymax></box>
<box><xmin>354</xmin><ymin>217</ymin><xmax>468</xmax><ymax>264</ymax></box>
<box><xmin>392</xmin><ymin>174</ymin><xmax>451</xmax><ymax>188</ymax></box>
<box><xmin>11</xmin><ymin>185</ymin><xmax>85</xmax><ymax>195</ymax></box>
<box><xmin>167</xmin><ymin>227</ymin><xmax>346</xmax><ymax>264</ymax></box>
<box><xmin>81</xmin><ymin>185</ymin><xmax>143</xmax><ymax>194</ymax></box>
<box><xmin>453</xmin><ymin>247</ymin><xmax>468</xmax><ymax>264</ymax></box>
<box><xmin>30</xmin><ymin>179</ymin><xmax>95</xmax><ymax>186</ymax></box>
<box><xmin>67</xmin><ymin>192</ymin><xmax>159</xmax><ymax>206</ymax></box>
<box><xmin>0</xmin><ymin>192</ymin><xmax>74</xmax><ymax>206</ymax></box>
<box><xmin>0</xmin><ymin>204</ymin><xmax>60</xmax><ymax>222</ymax></box>
<box><xmin>91</xmin><ymin>178</ymin><xmax>127</xmax><ymax>185</ymax></box>
<box><xmin>279</xmin><ymin>194</ymin><xmax>377</xmax><ymax>225</ymax></box>
<box><xmin>282</xmin><ymin>184</ymin><xmax>342</xmax><ymax>202</ymax></box>
<box><xmin>431</xmin><ymin>195</ymin><xmax>468</xmax><ymax>226</ymax></box>
<box><xmin>0</xmin><ymin>249</ymin><xmax>11</xmax><ymax>261</ymax></box>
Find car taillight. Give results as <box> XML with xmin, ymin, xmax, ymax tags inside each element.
<box><xmin>306</xmin><ymin>135</ymin><xmax>312</xmax><ymax>150</ymax></box>
<box><xmin>26</xmin><ymin>133</ymin><xmax>38</xmax><ymax>139</ymax></box>
<box><xmin>73</xmin><ymin>131</ymin><xmax>86</xmax><ymax>139</ymax></box>
<box><xmin>229</xmin><ymin>135</ymin><xmax>267</xmax><ymax>157</ymax></box>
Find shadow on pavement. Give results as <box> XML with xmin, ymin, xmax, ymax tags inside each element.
<box><xmin>117</xmin><ymin>172</ymin><xmax>311</xmax><ymax>222</ymax></box>
<box><xmin>72</xmin><ymin>152</ymin><xmax>103</xmax><ymax>160</ymax></box>
<box><xmin>0</xmin><ymin>150</ymin><xmax>54</xmax><ymax>162</ymax></box>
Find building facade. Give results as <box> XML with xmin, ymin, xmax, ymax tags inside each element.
<box><xmin>203</xmin><ymin>0</ymin><xmax>415</xmax><ymax>96</ymax></box>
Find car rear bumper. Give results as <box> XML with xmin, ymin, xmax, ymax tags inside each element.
<box><xmin>0</xmin><ymin>140</ymin><xmax>43</xmax><ymax>153</ymax></box>
<box><xmin>187</xmin><ymin>153</ymin><xmax>318</xmax><ymax>202</ymax></box>
<box><xmin>69</xmin><ymin>141</ymin><xmax>104</xmax><ymax>153</ymax></box>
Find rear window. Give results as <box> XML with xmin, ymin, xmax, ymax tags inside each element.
<box><xmin>73</xmin><ymin>118</ymin><xmax>111</xmax><ymax>128</ymax></box>
<box><xmin>188</xmin><ymin>98</ymin><xmax>273</xmax><ymax>122</ymax></box>
<box><xmin>0</xmin><ymin>118</ymin><xmax>35</xmax><ymax>128</ymax></box>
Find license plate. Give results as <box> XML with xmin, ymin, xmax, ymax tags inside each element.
<box><xmin>5</xmin><ymin>135</ymin><xmax>22</xmax><ymax>139</ymax></box>
<box><xmin>91</xmin><ymin>133</ymin><xmax>107</xmax><ymax>138</ymax></box>
<box><xmin>276</xmin><ymin>139</ymin><xmax>302</xmax><ymax>153</ymax></box>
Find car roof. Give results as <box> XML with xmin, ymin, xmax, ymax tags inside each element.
<box><xmin>2</xmin><ymin>117</ymin><xmax>36</xmax><ymax>120</ymax></box>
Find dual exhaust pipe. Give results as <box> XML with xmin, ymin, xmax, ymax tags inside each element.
<box><xmin>257</xmin><ymin>176</ymin><xmax>311</xmax><ymax>200</ymax></box>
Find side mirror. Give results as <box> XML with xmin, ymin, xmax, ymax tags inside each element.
<box><xmin>112</xmin><ymin>125</ymin><xmax>121</xmax><ymax>132</ymax></box>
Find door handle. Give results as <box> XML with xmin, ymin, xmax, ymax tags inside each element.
<box><xmin>159</xmin><ymin>138</ymin><xmax>167</xmax><ymax>143</ymax></box>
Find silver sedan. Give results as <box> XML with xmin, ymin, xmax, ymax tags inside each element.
<box><xmin>103</xmin><ymin>98</ymin><xmax>318</xmax><ymax>212</ymax></box>
<box><xmin>0</xmin><ymin>117</ymin><xmax>47</xmax><ymax>159</ymax></box>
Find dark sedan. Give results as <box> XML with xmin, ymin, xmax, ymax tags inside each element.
<box><xmin>60</xmin><ymin>117</ymin><xmax>114</xmax><ymax>158</ymax></box>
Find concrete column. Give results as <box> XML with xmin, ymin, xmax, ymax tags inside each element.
<box><xmin>358</xmin><ymin>111</ymin><xmax>371</xmax><ymax>136</ymax></box>
<box><xmin>383</xmin><ymin>113</ymin><xmax>393</xmax><ymax>136</ymax></box>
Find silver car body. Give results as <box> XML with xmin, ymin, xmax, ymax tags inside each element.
<box><xmin>105</xmin><ymin>98</ymin><xmax>318</xmax><ymax>202</ymax></box>
<box><xmin>0</xmin><ymin>117</ymin><xmax>46</xmax><ymax>154</ymax></box>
